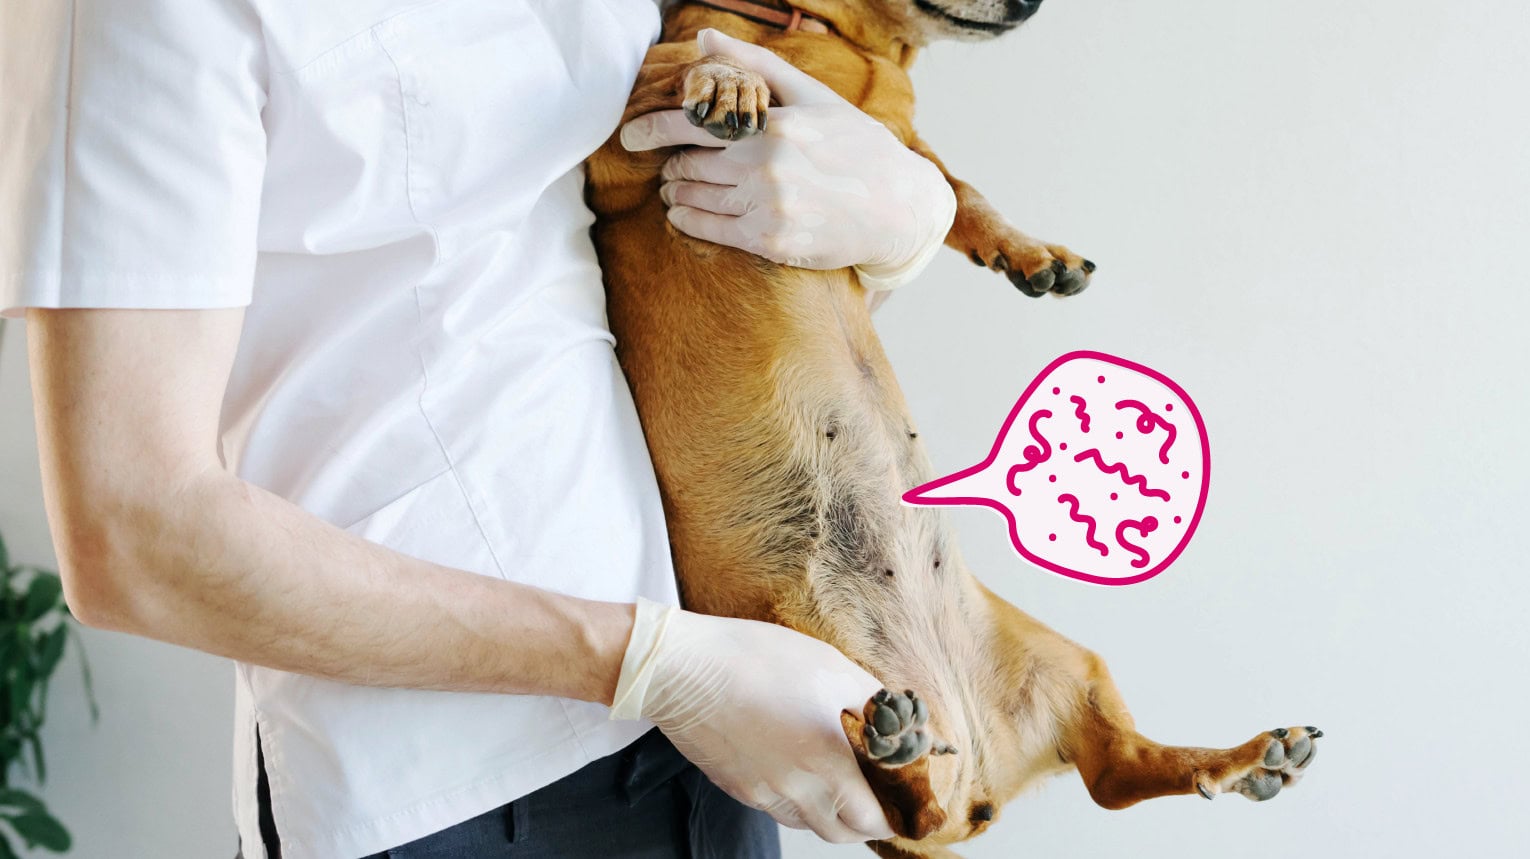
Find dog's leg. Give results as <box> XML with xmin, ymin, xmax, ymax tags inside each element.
<box><xmin>840</xmin><ymin>689</ymin><xmax>955</xmax><ymax>842</ymax></box>
<box><xmin>1065</xmin><ymin>653</ymin><xmax>1321</xmax><ymax>808</ymax></box>
<box><xmin>908</xmin><ymin>136</ymin><xmax>1095</xmax><ymax>298</ymax></box>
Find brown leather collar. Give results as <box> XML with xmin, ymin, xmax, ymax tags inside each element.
<box><xmin>683</xmin><ymin>0</ymin><xmax>833</xmax><ymax>35</ymax></box>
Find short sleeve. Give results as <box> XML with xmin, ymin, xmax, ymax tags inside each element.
<box><xmin>0</xmin><ymin>0</ymin><xmax>268</xmax><ymax>318</ymax></box>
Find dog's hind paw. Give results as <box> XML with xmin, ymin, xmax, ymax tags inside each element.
<box><xmin>682</xmin><ymin>56</ymin><xmax>769</xmax><ymax>141</ymax></box>
<box><xmin>862</xmin><ymin>689</ymin><xmax>957</xmax><ymax>768</ymax></box>
<box><xmin>1194</xmin><ymin>726</ymin><xmax>1321</xmax><ymax>802</ymax></box>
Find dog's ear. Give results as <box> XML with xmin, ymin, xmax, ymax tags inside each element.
<box><xmin>841</xmin><ymin>709</ymin><xmax>948</xmax><ymax>841</ymax></box>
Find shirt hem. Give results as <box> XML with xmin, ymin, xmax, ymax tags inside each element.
<box><xmin>273</xmin><ymin>718</ymin><xmax>654</xmax><ymax>859</ymax></box>
<box><xmin>1</xmin><ymin>270</ymin><xmax>253</xmax><ymax>318</ymax></box>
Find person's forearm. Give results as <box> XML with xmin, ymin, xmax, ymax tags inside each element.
<box><xmin>55</xmin><ymin>467</ymin><xmax>636</xmax><ymax>704</ymax></box>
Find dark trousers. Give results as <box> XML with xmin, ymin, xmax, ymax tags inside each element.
<box><xmin>242</xmin><ymin>728</ymin><xmax>780</xmax><ymax>858</ymax></box>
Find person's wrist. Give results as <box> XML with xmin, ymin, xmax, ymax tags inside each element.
<box><xmin>560</xmin><ymin>597</ymin><xmax>638</xmax><ymax>707</ymax></box>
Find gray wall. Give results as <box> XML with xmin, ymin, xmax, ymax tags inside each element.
<box><xmin>3</xmin><ymin>0</ymin><xmax>1527</xmax><ymax>855</ymax></box>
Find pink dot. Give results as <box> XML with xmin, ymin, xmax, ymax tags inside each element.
<box><xmin>1052</xmin><ymin>386</ymin><xmax>1060</xmax><ymax>395</ymax></box>
<box><xmin>1165</xmin><ymin>403</ymin><xmax>1174</xmax><ymax>412</ymax></box>
<box><xmin>1097</xmin><ymin>375</ymin><xmax>1106</xmax><ymax>383</ymax></box>
<box><xmin>1048</xmin><ymin>533</ymin><xmax>1057</xmax><ymax>542</ymax></box>
<box><xmin>1048</xmin><ymin>474</ymin><xmax>1057</xmax><ymax>483</ymax></box>
<box><xmin>1110</xmin><ymin>492</ymin><xmax>1118</xmax><ymax>500</ymax></box>
<box><xmin>1115</xmin><ymin>431</ymin><xmax>1124</xmax><ymax>440</ymax></box>
<box><xmin>1173</xmin><ymin>515</ymin><xmax>1182</xmax><ymax>524</ymax></box>
<box><xmin>1181</xmin><ymin>471</ymin><xmax>1190</xmax><ymax>479</ymax></box>
<box><xmin>1059</xmin><ymin>442</ymin><xmax>1068</xmax><ymax>451</ymax></box>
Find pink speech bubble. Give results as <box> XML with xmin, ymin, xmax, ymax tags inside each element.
<box><xmin>904</xmin><ymin>351</ymin><xmax>1210</xmax><ymax>586</ymax></box>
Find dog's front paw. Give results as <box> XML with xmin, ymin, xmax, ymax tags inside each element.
<box><xmin>950</xmin><ymin>192</ymin><xmax>1094</xmax><ymax>297</ymax></box>
<box><xmin>862</xmin><ymin>689</ymin><xmax>957</xmax><ymax>768</ymax></box>
<box><xmin>1195</xmin><ymin>726</ymin><xmax>1321</xmax><ymax>802</ymax></box>
<box><xmin>682</xmin><ymin>56</ymin><xmax>770</xmax><ymax>141</ymax></box>
<box><xmin>968</xmin><ymin>234</ymin><xmax>1095</xmax><ymax>298</ymax></box>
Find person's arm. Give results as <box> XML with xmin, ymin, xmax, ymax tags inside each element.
<box><xmin>29</xmin><ymin>305</ymin><xmax>895</xmax><ymax>843</ymax></box>
<box><xmin>29</xmin><ymin>306</ymin><xmax>634</xmax><ymax>704</ymax></box>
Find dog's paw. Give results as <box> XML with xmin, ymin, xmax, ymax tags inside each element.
<box><xmin>1194</xmin><ymin>726</ymin><xmax>1321</xmax><ymax>802</ymax></box>
<box><xmin>682</xmin><ymin>56</ymin><xmax>770</xmax><ymax>141</ymax></box>
<box><xmin>968</xmin><ymin>234</ymin><xmax>1095</xmax><ymax>298</ymax></box>
<box><xmin>862</xmin><ymin>689</ymin><xmax>957</xmax><ymax>768</ymax></box>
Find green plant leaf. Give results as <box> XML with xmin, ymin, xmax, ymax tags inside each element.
<box><xmin>24</xmin><ymin>735</ymin><xmax>44</xmax><ymax>785</ymax></box>
<box><xmin>36</xmin><ymin>627</ymin><xmax>66</xmax><ymax>683</ymax></box>
<box><xmin>7</xmin><ymin>672</ymin><xmax>33</xmax><ymax>738</ymax></box>
<box><xmin>0</xmin><ymin>530</ymin><xmax>9</xmax><ymax>574</ymax></box>
<box><xmin>7</xmin><ymin>810</ymin><xmax>70</xmax><ymax>851</ymax></box>
<box><xmin>0</xmin><ymin>829</ymin><xmax>16</xmax><ymax>859</ymax></box>
<box><xmin>0</xmin><ymin>790</ymin><xmax>45</xmax><ymax>815</ymax></box>
<box><xmin>21</xmin><ymin>576</ymin><xmax>62</xmax><ymax>624</ymax></box>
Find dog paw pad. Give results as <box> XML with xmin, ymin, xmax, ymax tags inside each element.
<box><xmin>862</xmin><ymin>688</ymin><xmax>953</xmax><ymax>768</ymax></box>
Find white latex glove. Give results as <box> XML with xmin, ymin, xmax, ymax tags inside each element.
<box><xmin>611</xmin><ymin>598</ymin><xmax>896</xmax><ymax>844</ymax></box>
<box><xmin>620</xmin><ymin>28</ymin><xmax>957</xmax><ymax>291</ymax></box>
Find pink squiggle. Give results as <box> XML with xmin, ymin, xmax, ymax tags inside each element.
<box><xmin>1116</xmin><ymin>399</ymin><xmax>1178</xmax><ymax>464</ymax></box>
<box><xmin>1072</xmin><ymin>449</ymin><xmax>1171</xmax><ymax>501</ymax></box>
<box><xmin>1058</xmin><ymin>493</ymin><xmax>1109</xmax><ymax>557</ymax></box>
<box><xmin>1005</xmin><ymin>410</ymin><xmax>1055</xmax><ymax>494</ymax></box>
<box><xmin>1115</xmin><ymin>516</ymin><xmax>1160</xmax><ymax>569</ymax></box>
<box><xmin>1069</xmin><ymin>395</ymin><xmax>1092</xmax><ymax>433</ymax></box>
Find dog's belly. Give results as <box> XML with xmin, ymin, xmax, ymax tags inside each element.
<box><xmin>598</xmin><ymin>199</ymin><xmax>938</xmax><ymax>623</ymax></box>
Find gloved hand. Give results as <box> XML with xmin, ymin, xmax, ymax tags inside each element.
<box><xmin>619</xmin><ymin>28</ymin><xmax>957</xmax><ymax>291</ymax></box>
<box><xmin>610</xmin><ymin>598</ymin><xmax>895</xmax><ymax>844</ymax></box>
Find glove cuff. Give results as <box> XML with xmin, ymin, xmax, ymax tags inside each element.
<box><xmin>853</xmin><ymin>173</ymin><xmax>957</xmax><ymax>292</ymax></box>
<box><xmin>609</xmin><ymin>597</ymin><xmax>677</xmax><ymax>721</ymax></box>
<box><xmin>853</xmin><ymin>229</ymin><xmax>945</xmax><ymax>292</ymax></box>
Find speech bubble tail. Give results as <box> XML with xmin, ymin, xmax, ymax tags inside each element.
<box><xmin>903</xmin><ymin>467</ymin><xmax>989</xmax><ymax>507</ymax></box>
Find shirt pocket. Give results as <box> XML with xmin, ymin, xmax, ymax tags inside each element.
<box><xmin>372</xmin><ymin>0</ymin><xmax>659</xmax><ymax>257</ymax></box>
<box><xmin>259</xmin><ymin>21</ymin><xmax>421</xmax><ymax>255</ymax></box>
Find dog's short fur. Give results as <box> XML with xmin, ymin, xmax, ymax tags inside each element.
<box><xmin>586</xmin><ymin>2</ymin><xmax>1319</xmax><ymax>854</ymax></box>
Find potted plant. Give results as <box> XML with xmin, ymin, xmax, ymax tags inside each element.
<box><xmin>0</xmin><ymin>528</ymin><xmax>96</xmax><ymax>858</ymax></box>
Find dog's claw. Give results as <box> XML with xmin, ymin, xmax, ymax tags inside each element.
<box><xmin>1197</xmin><ymin>783</ymin><xmax>1215</xmax><ymax>801</ymax></box>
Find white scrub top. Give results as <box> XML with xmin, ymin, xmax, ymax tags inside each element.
<box><xmin>0</xmin><ymin>1</ymin><xmax>681</xmax><ymax>856</ymax></box>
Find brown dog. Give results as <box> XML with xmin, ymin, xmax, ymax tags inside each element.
<box><xmin>585</xmin><ymin>2</ymin><xmax>1320</xmax><ymax>855</ymax></box>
